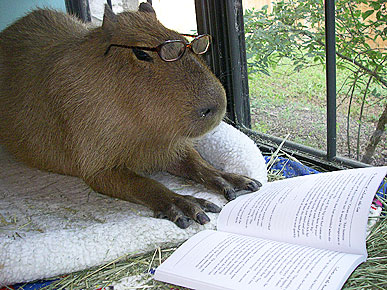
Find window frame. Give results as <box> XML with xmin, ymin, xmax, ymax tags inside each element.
<box><xmin>65</xmin><ymin>0</ymin><xmax>91</xmax><ymax>22</ymax></box>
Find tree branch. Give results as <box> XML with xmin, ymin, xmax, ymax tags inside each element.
<box><xmin>299</xmin><ymin>31</ymin><xmax>387</xmax><ymax>88</ymax></box>
<box><xmin>335</xmin><ymin>51</ymin><xmax>387</xmax><ymax>88</ymax></box>
<box><xmin>361</xmin><ymin>102</ymin><xmax>387</xmax><ymax>163</ymax></box>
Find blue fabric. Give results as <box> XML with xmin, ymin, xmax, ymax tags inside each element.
<box><xmin>377</xmin><ymin>180</ymin><xmax>387</xmax><ymax>199</ymax></box>
<box><xmin>3</xmin><ymin>280</ymin><xmax>56</xmax><ymax>290</ymax></box>
<box><xmin>264</xmin><ymin>156</ymin><xmax>320</xmax><ymax>178</ymax></box>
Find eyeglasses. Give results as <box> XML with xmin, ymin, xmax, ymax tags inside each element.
<box><xmin>104</xmin><ymin>34</ymin><xmax>211</xmax><ymax>62</ymax></box>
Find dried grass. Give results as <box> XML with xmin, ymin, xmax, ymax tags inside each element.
<box><xmin>343</xmin><ymin>202</ymin><xmax>387</xmax><ymax>289</ymax></box>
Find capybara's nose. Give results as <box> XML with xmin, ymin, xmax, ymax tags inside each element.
<box><xmin>198</xmin><ymin>105</ymin><xmax>218</xmax><ymax>119</ymax></box>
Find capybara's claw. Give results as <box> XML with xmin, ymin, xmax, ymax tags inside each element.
<box><xmin>246</xmin><ymin>179</ymin><xmax>262</xmax><ymax>192</ymax></box>
<box><xmin>175</xmin><ymin>216</ymin><xmax>193</xmax><ymax>229</ymax></box>
<box><xmin>154</xmin><ymin>195</ymin><xmax>220</xmax><ymax>228</ymax></box>
<box><xmin>195</xmin><ymin>212</ymin><xmax>210</xmax><ymax>225</ymax></box>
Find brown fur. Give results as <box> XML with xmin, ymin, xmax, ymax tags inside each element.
<box><xmin>0</xmin><ymin>4</ymin><xmax>260</xmax><ymax>229</ymax></box>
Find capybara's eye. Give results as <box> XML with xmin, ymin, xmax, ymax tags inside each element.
<box><xmin>132</xmin><ymin>48</ymin><xmax>153</xmax><ymax>62</ymax></box>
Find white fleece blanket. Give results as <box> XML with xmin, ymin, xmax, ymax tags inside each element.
<box><xmin>0</xmin><ymin>121</ymin><xmax>267</xmax><ymax>286</ymax></box>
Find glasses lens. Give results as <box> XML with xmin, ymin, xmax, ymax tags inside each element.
<box><xmin>191</xmin><ymin>35</ymin><xmax>211</xmax><ymax>55</ymax></box>
<box><xmin>159</xmin><ymin>41</ymin><xmax>186</xmax><ymax>61</ymax></box>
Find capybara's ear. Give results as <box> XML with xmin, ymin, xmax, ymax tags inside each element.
<box><xmin>138</xmin><ymin>2</ymin><xmax>156</xmax><ymax>16</ymax></box>
<box><xmin>102</xmin><ymin>4</ymin><xmax>117</xmax><ymax>36</ymax></box>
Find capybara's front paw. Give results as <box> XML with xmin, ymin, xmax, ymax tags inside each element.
<box><xmin>209</xmin><ymin>172</ymin><xmax>262</xmax><ymax>201</ymax></box>
<box><xmin>154</xmin><ymin>195</ymin><xmax>221</xmax><ymax>229</ymax></box>
<box><xmin>168</xmin><ymin>147</ymin><xmax>262</xmax><ymax>204</ymax></box>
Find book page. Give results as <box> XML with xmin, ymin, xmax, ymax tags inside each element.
<box><xmin>217</xmin><ymin>166</ymin><xmax>387</xmax><ymax>255</ymax></box>
<box><xmin>154</xmin><ymin>230</ymin><xmax>365</xmax><ymax>290</ymax></box>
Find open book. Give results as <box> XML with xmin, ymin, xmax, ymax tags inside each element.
<box><xmin>154</xmin><ymin>166</ymin><xmax>387</xmax><ymax>290</ymax></box>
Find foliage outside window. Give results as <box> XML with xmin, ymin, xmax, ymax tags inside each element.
<box><xmin>244</xmin><ymin>0</ymin><xmax>386</xmax><ymax>166</ymax></box>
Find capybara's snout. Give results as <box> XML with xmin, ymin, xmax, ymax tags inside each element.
<box><xmin>189</xmin><ymin>84</ymin><xmax>226</xmax><ymax>138</ymax></box>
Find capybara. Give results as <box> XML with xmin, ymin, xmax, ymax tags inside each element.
<box><xmin>0</xmin><ymin>3</ymin><xmax>261</xmax><ymax>228</ymax></box>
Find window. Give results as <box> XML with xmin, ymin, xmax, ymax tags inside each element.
<box><xmin>194</xmin><ymin>0</ymin><xmax>386</xmax><ymax>168</ymax></box>
<box><xmin>242</xmin><ymin>0</ymin><xmax>386</xmax><ymax>168</ymax></box>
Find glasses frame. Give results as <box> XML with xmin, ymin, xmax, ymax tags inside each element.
<box><xmin>104</xmin><ymin>34</ymin><xmax>212</xmax><ymax>62</ymax></box>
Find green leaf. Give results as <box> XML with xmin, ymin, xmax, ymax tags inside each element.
<box><xmin>369</xmin><ymin>1</ymin><xmax>381</xmax><ymax>10</ymax></box>
<box><xmin>376</xmin><ymin>10</ymin><xmax>382</xmax><ymax>21</ymax></box>
<box><xmin>362</xmin><ymin>10</ymin><xmax>375</xmax><ymax>21</ymax></box>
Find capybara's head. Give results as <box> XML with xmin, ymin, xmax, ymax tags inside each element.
<box><xmin>98</xmin><ymin>3</ymin><xmax>226</xmax><ymax>140</ymax></box>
